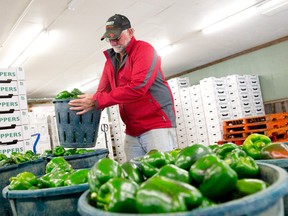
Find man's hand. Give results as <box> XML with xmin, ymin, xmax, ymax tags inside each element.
<box><xmin>68</xmin><ymin>94</ymin><xmax>97</xmax><ymax>115</ymax></box>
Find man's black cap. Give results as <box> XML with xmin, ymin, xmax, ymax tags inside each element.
<box><xmin>101</xmin><ymin>14</ymin><xmax>131</xmax><ymax>41</ymax></box>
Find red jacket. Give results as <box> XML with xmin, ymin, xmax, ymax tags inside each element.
<box><xmin>93</xmin><ymin>37</ymin><xmax>176</xmax><ymax>136</ymax></box>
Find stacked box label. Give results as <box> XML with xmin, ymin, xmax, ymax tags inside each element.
<box><xmin>0</xmin><ymin>95</ymin><xmax>28</xmax><ymax>111</ymax></box>
<box><xmin>0</xmin><ymin>67</ymin><xmax>25</xmax><ymax>81</ymax></box>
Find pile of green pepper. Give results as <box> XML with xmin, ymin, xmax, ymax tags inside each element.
<box><xmin>48</xmin><ymin>146</ymin><xmax>96</xmax><ymax>157</ymax></box>
<box><xmin>87</xmin><ymin>142</ymin><xmax>268</xmax><ymax>214</ymax></box>
<box><xmin>54</xmin><ymin>88</ymin><xmax>83</xmax><ymax>99</ymax></box>
<box><xmin>0</xmin><ymin>150</ymin><xmax>41</xmax><ymax>167</ymax></box>
<box><xmin>8</xmin><ymin>157</ymin><xmax>89</xmax><ymax>190</ymax></box>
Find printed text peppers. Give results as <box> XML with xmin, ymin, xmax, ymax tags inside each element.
<box><xmin>224</xmin><ymin>148</ymin><xmax>259</xmax><ymax>179</ymax></box>
<box><xmin>136</xmin><ymin>175</ymin><xmax>203</xmax><ymax>213</ymax></box>
<box><xmin>242</xmin><ymin>133</ymin><xmax>271</xmax><ymax>159</ymax></box>
<box><xmin>88</xmin><ymin>158</ymin><xmax>126</xmax><ymax>193</ymax></box>
<box><xmin>96</xmin><ymin>178</ymin><xmax>139</xmax><ymax>213</ymax></box>
<box><xmin>190</xmin><ymin>154</ymin><xmax>238</xmax><ymax>200</ymax></box>
<box><xmin>175</xmin><ymin>144</ymin><xmax>213</xmax><ymax>170</ymax></box>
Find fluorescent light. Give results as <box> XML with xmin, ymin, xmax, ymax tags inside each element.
<box><xmin>153</xmin><ymin>40</ymin><xmax>174</xmax><ymax>57</ymax></box>
<box><xmin>11</xmin><ymin>30</ymin><xmax>50</xmax><ymax>67</ymax></box>
<box><xmin>257</xmin><ymin>0</ymin><xmax>288</xmax><ymax>15</ymax></box>
<box><xmin>157</xmin><ymin>44</ymin><xmax>174</xmax><ymax>57</ymax></box>
<box><xmin>201</xmin><ymin>7</ymin><xmax>258</xmax><ymax>34</ymax></box>
<box><xmin>68</xmin><ymin>0</ymin><xmax>82</xmax><ymax>11</ymax></box>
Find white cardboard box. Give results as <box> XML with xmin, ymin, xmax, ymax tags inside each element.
<box><xmin>0</xmin><ymin>67</ymin><xmax>25</xmax><ymax>81</ymax></box>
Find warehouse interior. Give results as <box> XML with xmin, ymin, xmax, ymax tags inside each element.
<box><xmin>1</xmin><ymin>1</ymin><xmax>288</xmax><ymax>215</ymax></box>
<box><xmin>0</xmin><ymin>0</ymin><xmax>288</xmax><ymax>99</ymax></box>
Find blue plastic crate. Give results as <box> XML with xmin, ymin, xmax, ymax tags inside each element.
<box><xmin>53</xmin><ymin>99</ymin><xmax>101</xmax><ymax>148</ymax></box>
<box><xmin>77</xmin><ymin>163</ymin><xmax>288</xmax><ymax>216</ymax></box>
<box><xmin>0</xmin><ymin>158</ymin><xmax>46</xmax><ymax>216</ymax></box>
<box><xmin>3</xmin><ymin>183</ymin><xmax>88</xmax><ymax>216</ymax></box>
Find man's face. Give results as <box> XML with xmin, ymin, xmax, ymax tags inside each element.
<box><xmin>108</xmin><ymin>30</ymin><xmax>131</xmax><ymax>54</ymax></box>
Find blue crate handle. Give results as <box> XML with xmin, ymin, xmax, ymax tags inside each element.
<box><xmin>31</xmin><ymin>133</ymin><xmax>41</xmax><ymax>154</ymax></box>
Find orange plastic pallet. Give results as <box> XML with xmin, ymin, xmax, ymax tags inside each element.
<box><xmin>223</xmin><ymin>112</ymin><xmax>288</xmax><ymax>127</ymax></box>
<box><xmin>223</xmin><ymin>116</ymin><xmax>266</xmax><ymax>127</ymax></box>
<box><xmin>266</xmin><ymin>112</ymin><xmax>288</xmax><ymax>121</ymax></box>
<box><xmin>223</xmin><ymin>119</ymin><xmax>288</xmax><ymax>134</ymax></box>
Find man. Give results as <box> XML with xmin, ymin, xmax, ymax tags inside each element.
<box><xmin>69</xmin><ymin>14</ymin><xmax>176</xmax><ymax>161</ymax></box>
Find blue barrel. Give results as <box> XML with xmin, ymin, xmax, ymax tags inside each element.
<box><xmin>257</xmin><ymin>158</ymin><xmax>288</xmax><ymax>215</ymax></box>
<box><xmin>77</xmin><ymin>163</ymin><xmax>288</xmax><ymax>216</ymax></box>
<box><xmin>2</xmin><ymin>183</ymin><xmax>89</xmax><ymax>216</ymax></box>
<box><xmin>0</xmin><ymin>158</ymin><xmax>46</xmax><ymax>216</ymax></box>
<box><xmin>53</xmin><ymin>99</ymin><xmax>101</xmax><ymax>148</ymax></box>
<box><xmin>47</xmin><ymin>148</ymin><xmax>108</xmax><ymax>169</ymax></box>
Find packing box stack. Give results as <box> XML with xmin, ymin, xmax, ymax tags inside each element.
<box><xmin>0</xmin><ymin>67</ymin><xmax>30</xmax><ymax>156</ymax></box>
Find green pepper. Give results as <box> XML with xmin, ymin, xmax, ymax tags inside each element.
<box><xmin>95</xmin><ymin>178</ymin><xmax>139</xmax><ymax>213</ymax></box>
<box><xmin>0</xmin><ymin>153</ymin><xmax>8</xmax><ymax>161</ymax></box>
<box><xmin>208</xmin><ymin>144</ymin><xmax>219</xmax><ymax>153</ymax></box>
<box><xmin>260</xmin><ymin>142</ymin><xmax>288</xmax><ymax>159</ymax></box>
<box><xmin>88</xmin><ymin>158</ymin><xmax>126</xmax><ymax>193</ymax></box>
<box><xmin>169</xmin><ymin>148</ymin><xmax>181</xmax><ymax>160</ymax></box>
<box><xmin>146</xmin><ymin>149</ymin><xmax>159</xmax><ymax>155</ymax></box>
<box><xmin>70</xmin><ymin>88</ymin><xmax>83</xmax><ymax>98</ymax></box>
<box><xmin>38</xmin><ymin>170</ymin><xmax>73</xmax><ymax>188</ymax></box>
<box><xmin>190</xmin><ymin>154</ymin><xmax>238</xmax><ymax>200</ymax></box>
<box><xmin>53</xmin><ymin>146</ymin><xmax>65</xmax><ymax>156</ymax></box>
<box><xmin>216</xmin><ymin>143</ymin><xmax>239</xmax><ymax>159</ymax></box>
<box><xmin>75</xmin><ymin>148</ymin><xmax>93</xmax><ymax>154</ymax></box>
<box><xmin>199</xmin><ymin>197</ymin><xmax>217</xmax><ymax>208</ymax></box>
<box><xmin>234</xmin><ymin>178</ymin><xmax>267</xmax><ymax>197</ymax></box>
<box><xmin>11</xmin><ymin>153</ymin><xmax>29</xmax><ymax>164</ymax></box>
<box><xmin>242</xmin><ymin>133</ymin><xmax>271</xmax><ymax>159</ymax></box>
<box><xmin>45</xmin><ymin>157</ymin><xmax>73</xmax><ymax>173</ymax></box>
<box><xmin>42</xmin><ymin>149</ymin><xmax>53</xmax><ymax>157</ymax></box>
<box><xmin>63</xmin><ymin>148</ymin><xmax>77</xmax><ymax>156</ymax></box>
<box><xmin>224</xmin><ymin>148</ymin><xmax>259</xmax><ymax>179</ymax></box>
<box><xmin>139</xmin><ymin>151</ymin><xmax>173</xmax><ymax>178</ymax></box>
<box><xmin>136</xmin><ymin>176</ymin><xmax>203</xmax><ymax>213</ymax></box>
<box><xmin>175</xmin><ymin>144</ymin><xmax>213</xmax><ymax>170</ymax></box>
<box><xmin>121</xmin><ymin>161</ymin><xmax>144</xmax><ymax>184</ymax></box>
<box><xmin>156</xmin><ymin>164</ymin><xmax>191</xmax><ymax>184</ymax></box>
<box><xmin>64</xmin><ymin>169</ymin><xmax>89</xmax><ymax>186</ymax></box>
<box><xmin>55</xmin><ymin>90</ymin><xmax>72</xmax><ymax>99</ymax></box>
<box><xmin>0</xmin><ymin>158</ymin><xmax>16</xmax><ymax>167</ymax></box>
<box><xmin>8</xmin><ymin>172</ymin><xmax>38</xmax><ymax>190</ymax></box>
<box><xmin>25</xmin><ymin>150</ymin><xmax>35</xmax><ymax>159</ymax></box>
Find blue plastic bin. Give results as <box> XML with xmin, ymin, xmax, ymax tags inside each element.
<box><xmin>257</xmin><ymin>158</ymin><xmax>288</xmax><ymax>215</ymax></box>
<box><xmin>2</xmin><ymin>183</ymin><xmax>89</xmax><ymax>216</ymax></box>
<box><xmin>77</xmin><ymin>163</ymin><xmax>288</xmax><ymax>216</ymax></box>
<box><xmin>53</xmin><ymin>99</ymin><xmax>101</xmax><ymax>148</ymax></box>
<box><xmin>47</xmin><ymin>148</ymin><xmax>108</xmax><ymax>169</ymax></box>
<box><xmin>0</xmin><ymin>158</ymin><xmax>46</xmax><ymax>216</ymax></box>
